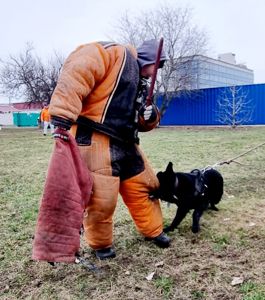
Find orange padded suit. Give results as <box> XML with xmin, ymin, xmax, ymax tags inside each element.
<box><xmin>49</xmin><ymin>42</ymin><xmax>163</xmax><ymax>250</ymax></box>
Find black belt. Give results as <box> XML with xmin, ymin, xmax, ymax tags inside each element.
<box><xmin>76</xmin><ymin>116</ymin><xmax>138</xmax><ymax>144</ymax></box>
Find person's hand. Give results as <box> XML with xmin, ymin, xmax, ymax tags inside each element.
<box><xmin>143</xmin><ymin>105</ymin><xmax>153</xmax><ymax>121</ymax></box>
<box><xmin>138</xmin><ymin>103</ymin><xmax>160</xmax><ymax>132</ymax></box>
<box><xmin>53</xmin><ymin>127</ymin><xmax>69</xmax><ymax>141</ymax></box>
<box><xmin>50</xmin><ymin>116</ymin><xmax>72</xmax><ymax>141</ymax></box>
<box><xmin>138</xmin><ymin>103</ymin><xmax>159</xmax><ymax>123</ymax></box>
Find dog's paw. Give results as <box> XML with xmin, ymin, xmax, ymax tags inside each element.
<box><xmin>191</xmin><ymin>226</ymin><xmax>200</xmax><ymax>233</ymax></box>
<box><xmin>209</xmin><ymin>204</ymin><xmax>219</xmax><ymax>211</ymax></box>
<box><xmin>164</xmin><ymin>226</ymin><xmax>174</xmax><ymax>233</ymax></box>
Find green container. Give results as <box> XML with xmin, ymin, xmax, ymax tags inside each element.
<box><xmin>13</xmin><ymin>112</ymin><xmax>40</xmax><ymax>127</ymax></box>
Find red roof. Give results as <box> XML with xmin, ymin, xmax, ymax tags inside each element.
<box><xmin>0</xmin><ymin>102</ymin><xmax>43</xmax><ymax>112</ymax></box>
<box><xmin>0</xmin><ymin>104</ymin><xmax>20</xmax><ymax>113</ymax></box>
<box><xmin>13</xmin><ymin>102</ymin><xmax>43</xmax><ymax>110</ymax></box>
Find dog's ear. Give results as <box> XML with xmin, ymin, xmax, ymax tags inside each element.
<box><xmin>166</xmin><ymin>162</ymin><xmax>174</xmax><ymax>173</ymax></box>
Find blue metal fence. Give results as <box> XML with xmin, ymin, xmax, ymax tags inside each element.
<box><xmin>158</xmin><ymin>83</ymin><xmax>265</xmax><ymax>125</ymax></box>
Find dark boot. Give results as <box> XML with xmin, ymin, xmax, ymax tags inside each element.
<box><xmin>146</xmin><ymin>232</ymin><xmax>171</xmax><ymax>248</ymax></box>
<box><xmin>95</xmin><ymin>247</ymin><xmax>116</xmax><ymax>260</ymax></box>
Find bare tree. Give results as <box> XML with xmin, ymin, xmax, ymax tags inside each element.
<box><xmin>0</xmin><ymin>43</ymin><xmax>64</xmax><ymax>106</ymax></box>
<box><xmin>216</xmin><ymin>86</ymin><xmax>254</xmax><ymax>128</ymax></box>
<box><xmin>112</xmin><ymin>4</ymin><xmax>208</xmax><ymax>116</ymax></box>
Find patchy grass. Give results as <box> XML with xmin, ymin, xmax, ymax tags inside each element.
<box><xmin>0</xmin><ymin>126</ymin><xmax>265</xmax><ymax>299</ymax></box>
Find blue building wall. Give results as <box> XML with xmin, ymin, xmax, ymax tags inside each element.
<box><xmin>159</xmin><ymin>83</ymin><xmax>265</xmax><ymax>125</ymax></box>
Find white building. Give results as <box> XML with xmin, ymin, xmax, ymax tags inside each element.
<box><xmin>187</xmin><ymin>53</ymin><xmax>254</xmax><ymax>89</ymax></box>
<box><xmin>175</xmin><ymin>53</ymin><xmax>254</xmax><ymax>90</ymax></box>
<box><xmin>0</xmin><ymin>104</ymin><xmax>20</xmax><ymax>126</ymax></box>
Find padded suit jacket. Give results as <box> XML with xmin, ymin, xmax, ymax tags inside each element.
<box><xmin>40</xmin><ymin>107</ymin><xmax>51</xmax><ymax>122</ymax></box>
<box><xmin>49</xmin><ymin>42</ymin><xmax>157</xmax><ymax>142</ymax></box>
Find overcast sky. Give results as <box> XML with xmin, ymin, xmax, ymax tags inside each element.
<box><xmin>0</xmin><ymin>0</ymin><xmax>264</xmax><ymax>102</ymax></box>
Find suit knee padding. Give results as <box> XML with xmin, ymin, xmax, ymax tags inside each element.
<box><xmin>120</xmin><ymin>168</ymin><xmax>163</xmax><ymax>238</ymax></box>
<box><xmin>83</xmin><ymin>172</ymin><xmax>119</xmax><ymax>249</ymax></box>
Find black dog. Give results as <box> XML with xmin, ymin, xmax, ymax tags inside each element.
<box><xmin>153</xmin><ymin>162</ymin><xmax>224</xmax><ymax>233</ymax></box>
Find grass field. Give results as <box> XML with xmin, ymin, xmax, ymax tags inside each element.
<box><xmin>0</xmin><ymin>127</ymin><xmax>265</xmax><ymax>300</ymax></box>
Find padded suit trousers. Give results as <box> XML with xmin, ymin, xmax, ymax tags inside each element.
<box><xmin>76</xmin><ymin>130</ymin><xmax>163</xmax><ymax>250</ymax></box>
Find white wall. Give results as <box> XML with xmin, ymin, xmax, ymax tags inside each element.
<box><xmin>0</xmin><ymin>113</ymin><xmax>13</xmax><ymax>125</ymax></box>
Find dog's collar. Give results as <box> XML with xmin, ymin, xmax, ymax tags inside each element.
<box><xmin>174</xmin><ymin>177</ymin><xmax>179</xmax><ymax>189</ymax></box>
<box><xmin>172</xmin><ymin>178</ymin><xmax>179</xmax><ymax>202</ymax></box>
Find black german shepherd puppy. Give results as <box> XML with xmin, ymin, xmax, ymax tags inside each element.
<box><xmin>153</xmin><ymin>162</ymin><xmax>223</xmax><ymax>233</ymax></box>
